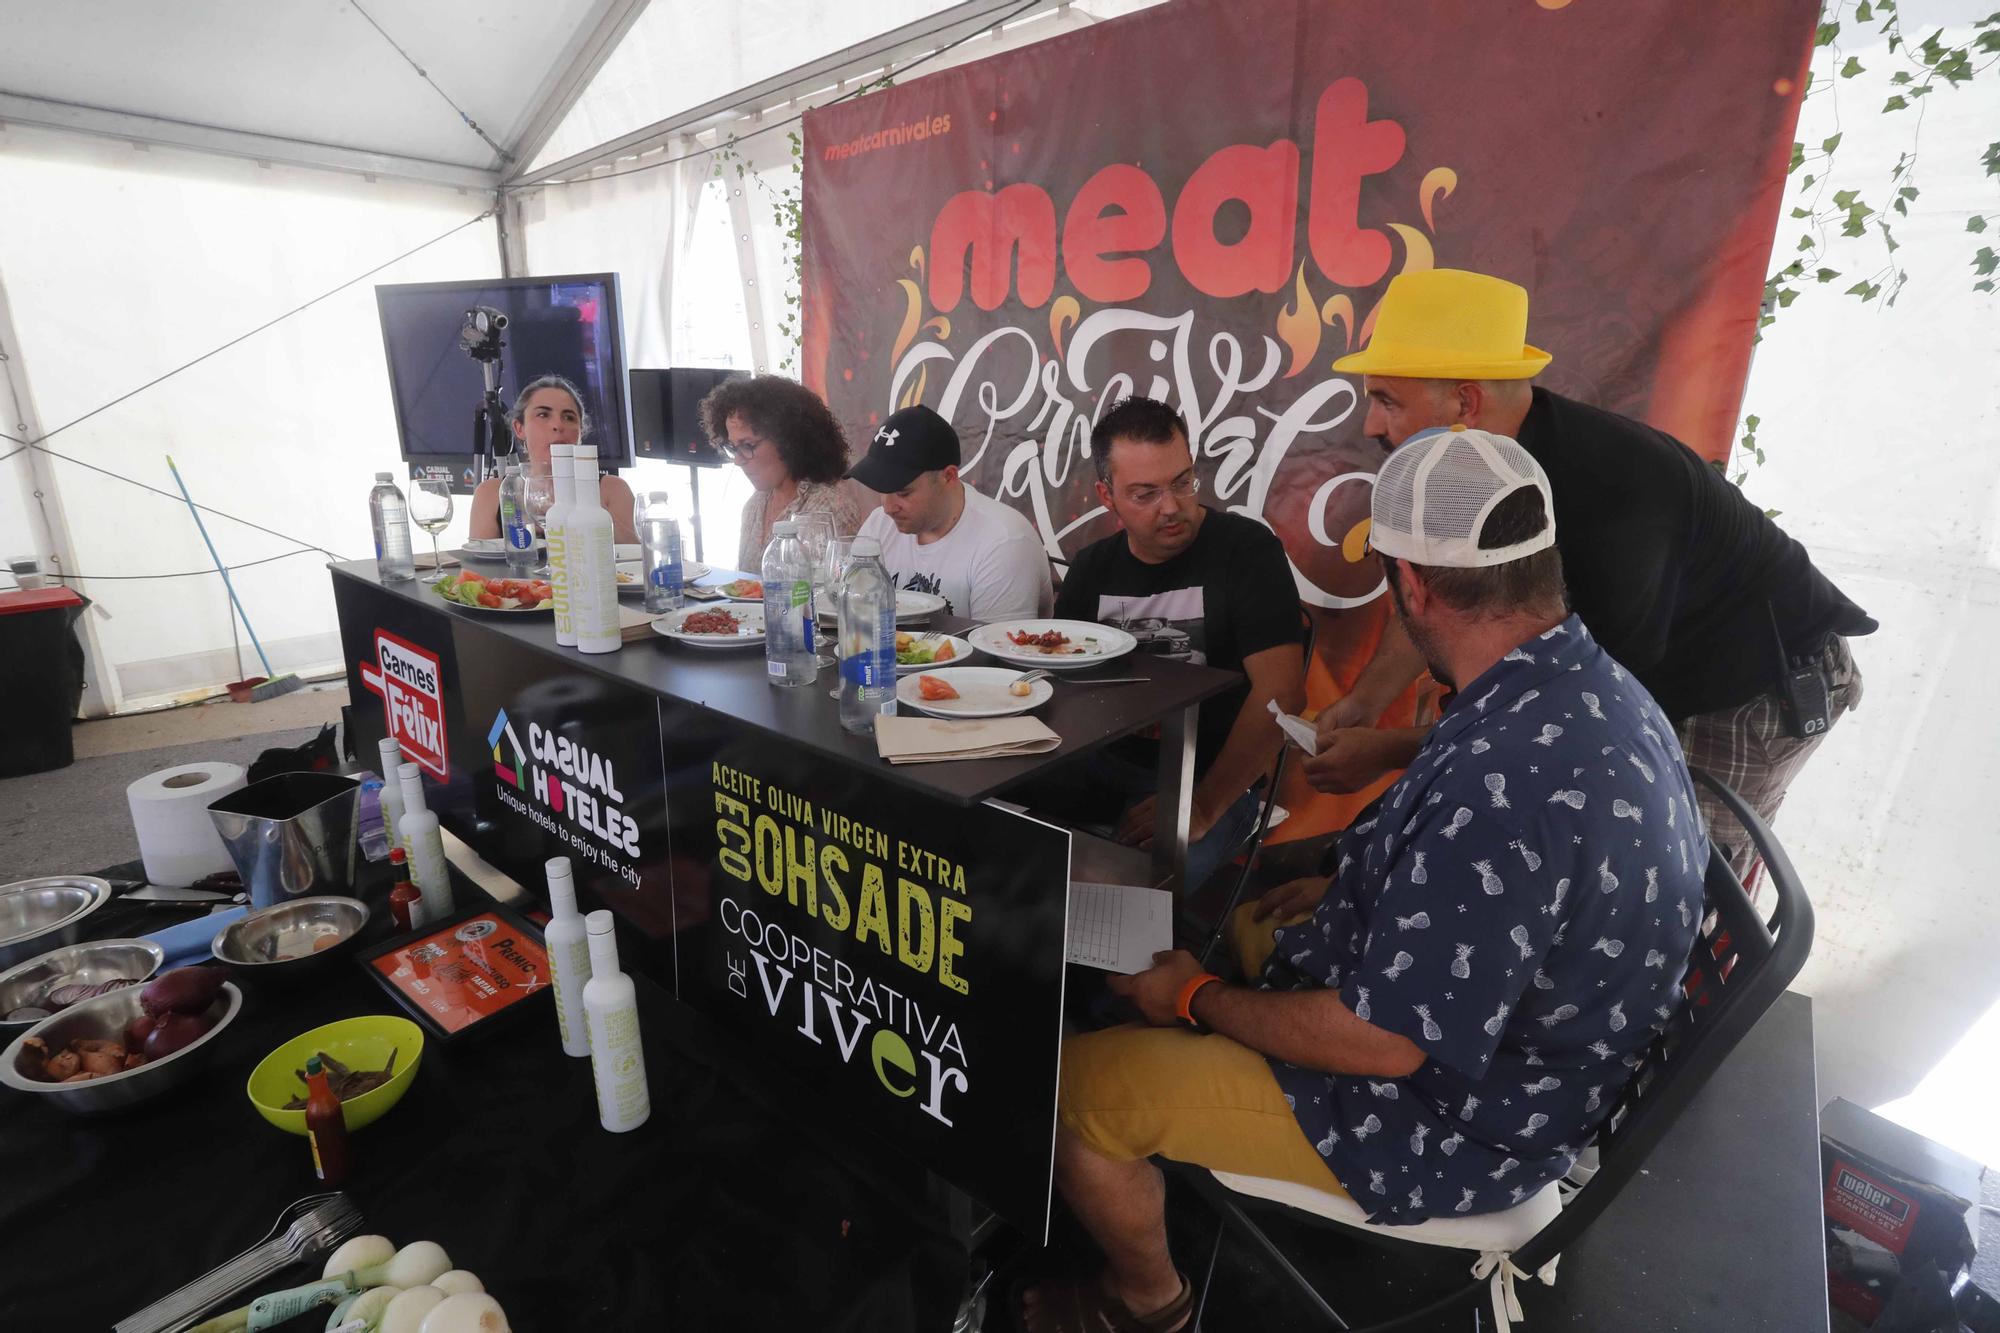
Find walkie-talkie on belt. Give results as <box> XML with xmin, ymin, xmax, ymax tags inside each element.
<box><xmin>1769</xmin><ymin>602</ymin><xmax>1831</xmax><ymax>740</ymax></box>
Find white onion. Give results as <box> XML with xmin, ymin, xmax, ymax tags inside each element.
<box><xmin>419</xmin><ymin>1292</ymin><xmax>510</xmax><ymax>1333</ymax></box>
<box><xmin>379</xmin><ymin>1285</ymin><xmax>447</xmax><ymax>1333</ymax></box>
<box><xmin>334</xmin><ymin>1286</ymin><xmax>400</xmax><ymax>1330</ymax></box>
<box><xmin>323</xmin><ymin>1235</ymin><xmax>396</xmax><ymax>1281</ymax></box>
<box><xmin>430</xmin><ymin>1271</ymin><xmax>484</xmax><ymax>1297</ymax></box>
<box><xmin>361</xmin><ymin>1241</ymin><xmax>452</xmax><ymax>1291</ymax></box>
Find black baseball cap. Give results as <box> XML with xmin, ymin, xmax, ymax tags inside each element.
<box><xmin>847</xmin><ymin>404</ymin><xmax>961</xmax><ymax>492</ymax></box>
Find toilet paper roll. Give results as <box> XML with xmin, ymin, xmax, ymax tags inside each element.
<box><xmin>127</xmin><ymin>761</ymin><xmax>246</xmax><ymax>887</ymax></box>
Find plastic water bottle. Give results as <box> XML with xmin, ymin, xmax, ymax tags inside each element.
<box><xmin>838</xmin><ymin>536</ymin><xmax>898</xmax><ymax>734</ymax></box>
<box><xmin>498</xmin><ymin>462</ymin><xmax>536</xmax><ymax>575</ymax></box>
<box><xmin>762</xmin><ymin>520</ymin><xmax>817</xmax><ymax>687</ymax></box>
<box><xmin>639</xmin><ymin>494</ymin><xmax>684</xmax><ymax>614</ymax></box>
<box><xmin>368</xmin><ymin>473</ymin><xmax>415</xmax><ymax>582</ymax></box>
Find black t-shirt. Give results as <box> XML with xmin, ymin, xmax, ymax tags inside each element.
<box><xmin>1055</xmin><ymin>508</ymin><xmax>1304</xmax><ymax>769</ymax></box>
<box><xmin>1516</xmin><ymin>388</ymin><xmax>1875</xmax><ymax>720</ymax></box>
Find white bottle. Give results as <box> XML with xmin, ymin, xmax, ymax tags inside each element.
<box><xmin>583</xmin><ymin>909</ymin><xmax>650</xmax><ymax>1132</ymax></box>
<box><xmin>376</xmin><ymin>738</ymin><xmax>406</xmax><ymax>850</ymax></box>
<box><xmin>568</xmin><ymin>447</ymin><xmax>620</xmax><ymax>654</ymax></box>
<box><xmin>762</xmin><ymin>520</ymin><xmax>817</xmax><ymax>687</ymax></box>
<box><xmin>544</xmin><ymin>857</ymin><xmax>591</xmax><ymax>1059</ymax></box>
<box><xmin>837</xmin><ymin>536</ymin><xmax>898</xmax><ymax>734</ymax></box>
<box><xmin>545</xmin><ymin>443</ymin><xmax>577</xmax><ymax>647</ymax></box>
<box><xmin>396</xmin><ymin>762</ymin><xmax>455</xmax><ymax>920</ymax></box>
<box><xmin>368</xmin><ymin>473</ymin><xmax>416</xmax><ymax>582</ymax></box>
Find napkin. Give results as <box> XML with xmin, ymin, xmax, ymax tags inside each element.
<box><xmin>875</xmin><ymin>715</ymin><xmax>1061</xmax><ymax>764</ymax></box>
<box><xmin>619</xmin><ymin>603</ymin><xmax>658</xmax><ymax>641</ymax></box>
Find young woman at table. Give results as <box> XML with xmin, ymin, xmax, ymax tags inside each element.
<box><xmin>697</xmin><ymin>374</ymin><xmax>872</xmax><ymax>570</ymax></box>
<box><xmin>469</xmin><ymin>375</ymin><xmax>639</xmax><ymax>544</ymax></box>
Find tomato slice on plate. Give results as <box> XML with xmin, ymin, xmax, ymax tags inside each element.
<box><xmin>918</xmin><ymin>674</ymin><xmax>959</xmax><ymax>701</ymax></box>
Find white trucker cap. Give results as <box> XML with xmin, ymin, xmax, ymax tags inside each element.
<box><xmin>1369</xmin><ymin>425</ymin><xmax>1556</xmax><ymax>568</ymax></box>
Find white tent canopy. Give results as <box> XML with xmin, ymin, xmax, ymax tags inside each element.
<box><xmin>1</xmin><ymin>0</ymin><xmax>1997</xmax><ymax>1168</ymax></box>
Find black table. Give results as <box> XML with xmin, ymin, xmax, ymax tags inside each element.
<box><xmin>0</xmin><ymin>862</ymin><xmax>968</xmax><ymax>1332</ymax></box>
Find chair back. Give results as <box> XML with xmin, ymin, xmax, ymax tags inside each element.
<box><xmin>1511</xmin><ymin>769</ymin><xmax>1815</xmax><ymax>1271</ymax></box>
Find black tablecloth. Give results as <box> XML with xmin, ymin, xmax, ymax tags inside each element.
<box><xmin>0</xmin><ymin>862</ymin><xmax>967</xmax><ymax>1331</ymax></box>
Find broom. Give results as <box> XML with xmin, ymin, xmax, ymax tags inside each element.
<box><xmin>165</xmin><ymin>455</ymin><xmax>305</xmax><ymax>702</ymax></box>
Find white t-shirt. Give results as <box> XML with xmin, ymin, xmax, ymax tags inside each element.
<box><xmin>857</xmin><ymin>485</ymin><xmax>1053</xmax><ymax>622</ymax></box>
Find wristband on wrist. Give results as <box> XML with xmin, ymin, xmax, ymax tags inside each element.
<box><xmin>1176</xmin><ymin>972</ymin><xmax>1224</xmax><ymax>1029</ymax></box>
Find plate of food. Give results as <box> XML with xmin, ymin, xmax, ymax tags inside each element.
<box><xmin>894</xmin><ymin>666</ymin><xmax>1053</xmax><ymax>719</ymax></box>
<box><xmin>430</xmin><ymin>571</ymin><xmax>554</xmax><ymax>614</ymax></box>
<box><xmin>893</xmin><ymin>631</ymin><xmax>975</xmax><ymax>674</ymax></box>
<box><xmin>719</xmin><ymin>577</ymin><xmax>766</xmax><ymax>602</ymax></box>
<box><xmin>816</xmin><ymin>589</ymin><xmax>947</xmax><ymax>624</ymax></box>
<box><xmin>651</xmin><ymin>603</ymin><xmax>766</xmax><ymax>647</ymax></box>
<box><xmin>456</xmin><ymin>537</ymin><xmax>544</xmax><ymax>560</ymax></box>
<box><xmin>616</xmin><ymin>561</ymin><xmax>712</xmax><ymax>596</ymax></box>
<box><xmin>967</xmin><ymin>619</ymin><xmax>1137</xmax><ymax>670</ymax></box>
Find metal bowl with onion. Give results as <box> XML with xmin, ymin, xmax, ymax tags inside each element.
<box><xmin>211</xmin><ymin>896</ymin><xmax>371</xmax><ymax>979</ymax></box>
<box><xmin>0</xmin><ymin>938</ymin><xmax>165</xmax><ymax>1030</ymax></box>
<box><xmin>0</xmin><ymin>979</ymin><xmax>242</xmax><ymax>1115</ymax></box>
<box><xmin>0</xmin><ymin>876</ymin><xmax>113</xmax><ymax>970</ymax></box>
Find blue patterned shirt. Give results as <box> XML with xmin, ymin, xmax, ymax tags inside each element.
<box><xmin>1263</xmin><ymin>615</ymin><xmax>1707</xmax><ymax>1223</ymax></box>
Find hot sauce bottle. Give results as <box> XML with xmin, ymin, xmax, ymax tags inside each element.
<box><xmin>304</xmin><ymin>1054</ymin><xmax>352</xmax><ymax>1185</ymax></box>
<box><xmin>387</xmin><ymin>846</ymin><xmax>424</xmax><ymax>932</ymax></box>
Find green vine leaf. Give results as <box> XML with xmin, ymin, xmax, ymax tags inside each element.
<box><xmin>1970</xmin><ymin>215</ymin><xmax>1990</xmax><ymax>233</ymax></box>
<box><xmin>1841</xmin><ymin>56</ymin><xmax>1865</xmax><ymax>77</ymax></box>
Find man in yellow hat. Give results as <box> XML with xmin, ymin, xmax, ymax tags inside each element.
<box><xmin>1307</xmin><ymin>268</ymin><xmax>1873</xmax><ymax>879</ymax></box>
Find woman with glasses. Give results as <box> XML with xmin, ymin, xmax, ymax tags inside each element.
<box><xmin>469</xmin><ymin>374</ymin><xmax>639</xmax><ymax>543</ymax></box>
<box><xmin>697</xmin><ymin>374</ymin><xmax>871</xmax><ymax>571</ymax></box>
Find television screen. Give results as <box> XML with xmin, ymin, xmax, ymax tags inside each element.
<box><xmin>631</xmin><ymin>367</ymin><xmax>746</xmax><ymax>467</ymax></box>
<box><xmin>375</xmin><ymin>274</ymin><xmax>632</xmax><ymax>483</ymax></box>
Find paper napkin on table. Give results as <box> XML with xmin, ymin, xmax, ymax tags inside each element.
<box><xmin>619</xmin><ymin>604</ymin><xmax>658</xmax><ymax>641</ymax></box>
<box><xmin>875</xmin><ymin>715</ymin><xmax>1061</xmax><ymax>764</ymax></box>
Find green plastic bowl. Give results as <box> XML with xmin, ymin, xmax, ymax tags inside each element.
<box><xmin>246</xmin><ymin>1015</ymin><xmax>423</xmax><ymax>1135</ymax></box>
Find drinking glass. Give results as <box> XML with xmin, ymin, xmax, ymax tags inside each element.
<box><xmin>523</xmin><ymin>464</ymin><xmax>556</xmax><ymax>575</ymax></box>
<box><xmin>795</xmin><ymin>515</ymin><xmax>836</xmax><ymax>665</ymax></box>
<box><xmin>410</xmin><ymin>479</ymin><xmax>454</xmax><ymax>583</ymax></box>
<box><xmin>823</xmin><ymin>537</ymin><xmax>857</xmax><ymax>694</ymax></box>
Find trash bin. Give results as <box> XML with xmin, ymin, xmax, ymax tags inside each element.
<box><xmin>0</xmin><ymin>586</ymin><xmax>87</xmax><ymax>778</ymax></box>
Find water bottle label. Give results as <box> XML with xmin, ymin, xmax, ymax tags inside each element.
<box><xmin>507</xmin><ymin>523</ymin><xmax>533</xmax><ymax>551</ymax></box>
<box><xmin>842</xmin><ymin>650</ymin><xmax>887</xmax><ymax>688</ymax></box>
<box><xmin>649</xmin><ymin>563</ymin><xmax>683</xmax><ymax>590</ymax></box>
<box><xmin>767</xmin><ymin>659</ymin><xmax>787</xmax><ymax>679</ymax></box>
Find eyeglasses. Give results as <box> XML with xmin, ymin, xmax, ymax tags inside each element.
<box><xmin>720</xmin><ymin>436</ymin><xmax>769</xmax><ymax>462</ymax></box>
<box><xmin>1119</xmin><ymin>473</ymin><xmax>1201</xmax><ymax>509</ymax></box>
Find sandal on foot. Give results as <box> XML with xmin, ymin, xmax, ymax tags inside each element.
<box><xmin>1014</xmin><ymin>1271</ymin><xmax>1194</xmax><ymax>1333</ymax></box>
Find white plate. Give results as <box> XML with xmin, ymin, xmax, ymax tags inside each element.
<box><xmin>892</xmin><ymin>632</ymin><xmax>976</xmax><ymax>674</ymax></box>
<box><xmin>614</xmin><ymin>543</ymin><xmax>642</xmax><ymax>561</ymax></box>
<box><xmin>895</xmin><ymin>666</ymin><xmax>1053</xmax><ymax>718</ymax></box>
<box><xmin>967</xmin><ymin>619</ymin><xmax>1137</xmax><ymax>670</ymax></box>
<box><xmin>616</xmin><ymin>560</ymin><xmax>712</xmax><ymax>596</ymax></box>
<box><xmin>716</xmin><ymin>578</ymin><xmax>767</xmax><ymax>603</ymax></box>
<box><xmin>651</xmin><ymin>603</ymin><xmax>766</xmax><ymax>647</ymax></box>
<box><xmin>457</xmin><ymin>537</ymin><xmax>544</xmax><ymax>559</ymax></box>
<box><xmin>817</xmin><ymin>589</ymin><xmax>947</xmax><ymax>624</ymax></box>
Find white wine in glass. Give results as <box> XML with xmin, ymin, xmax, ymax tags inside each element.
<box><xmin>410</xmin><ymin>479</ymin><xmax>454</xmax><ymax>582</ymax></box>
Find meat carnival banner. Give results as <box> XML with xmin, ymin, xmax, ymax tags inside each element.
<box><xmin>801</xmin><ymin>0</ymin><xmax>1817</xmax><ymax>839</ymax></box>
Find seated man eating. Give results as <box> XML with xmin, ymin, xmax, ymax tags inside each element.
<box><xmin>1022</xmin><ymin>427</ymin><xmax>1708</xmax><ymax>1333</ymax></box>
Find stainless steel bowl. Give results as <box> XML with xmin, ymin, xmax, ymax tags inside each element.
<box><xmin>0</xmin><ymin>938</ymin><xmax>166</xmax><ymax>1029</ymax></box>
<box><xmin>0</xmin><ymin>876</ymin><xmax>113</xmax><ymax>970</ymax></box>
<box><xmin>211</xmin><ymin>896</ymin><xmax>370</xmax><ymax>978</ymax></box>
<box><xmin>0</xmin><ymin>979</ymin><xmax>242</xmax><ymax>1115</ymax></box>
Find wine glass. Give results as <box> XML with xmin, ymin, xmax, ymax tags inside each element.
<box><xmin>823</xmin><ymin>537</ymin><xmax>857</xmax><ymax>695</ymax></box>
<box><xmin>410</xmin><ymin>479</ymin><xmax>454</xmax><ymax>583</ymax></box>
<box><xmin>795</xmin><ymin>515</ymin><xmax>835</xmax><ymax>665</ymax></box>
<box><xmin>523</xmin><ymin>465</ymin><xmax>556</xmax><ymax>575</ymax></box>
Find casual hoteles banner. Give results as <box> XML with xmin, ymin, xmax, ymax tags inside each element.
<box><xmin>800</xmin><ymin>0</ymin><xmax>1817</xmax><ymax>840</ymax></box>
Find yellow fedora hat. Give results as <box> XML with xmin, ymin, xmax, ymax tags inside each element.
<box><xmin>1333</xmin><ymin>269</ymin><xmax>1552</xmax><ymax>380</ymax></box>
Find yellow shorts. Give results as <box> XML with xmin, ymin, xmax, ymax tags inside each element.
<box><xmin>1057</xmin><ymin>904</ymin><xmax>1347</xmax><ymax>1197</ymax></box>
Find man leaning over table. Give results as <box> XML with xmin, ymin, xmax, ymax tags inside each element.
<box><xmin>1017</xmin><ymin>428</ymin><xmax>1705</xmax><ymax>1333</ymax></box>
<box><xmin>1305</xmin><ymin>269</ymin><xmax>1872</xmax><ymax>882</ymax></box>
<box><xmin>1037</xmin><ymin>396</ymin><xmax>1306</xmax><ymax>894</ymax></box>
<box><xmin>848</xmin><ymin>403</ymin><xmax>1054</xmax><ymax>622</ymax></box>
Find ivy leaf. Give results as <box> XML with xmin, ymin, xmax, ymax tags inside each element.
<box><xmin>1798</xmin><ymin>233</ymin><xmax>1817</xmax><ymax>251</ymax></box>
<box><xmin>1816</xmin><ymin>20</ymin><xmax>1841</xmax><ymax>45</ymax></box>
<box><xmin>1791</xmin><ymin>206</ymin><xmax>1811</xmax><ymax>218</ymax></box>
<box><xmin>1833</xmin><ymin>188</ymin><xmax>1859</xmax><ymax>208</ymax></box>
<box><xmin>1821</xmin><ymin>131</ymin><xmax>1844</xmax><ymax>153</ymax></box>
<box><xmin>1883</xmin><ymin>94</ymin><xmax>1909</xmax><ymax>111</ymax></box>
<box><xmin>1802</xmin><ymin>174</ymin><xmax>1816</xmax><ymax>189</ymax></box>
<box><xmin>1815</xmin><ymin>267</ymin><xmax>1841</xmax><ymax>283</ymax></box>
<box><xmin>1855</xmin><ymin>0</ymin><xmax>1873</xmax><ymax>18</ymax></box>
<box><xmin>1845</xmin><ymin>280</ymin><xmax>1881</xmax><ymax>299</ymax></box>
<box><xmin>1899</xmin><ymin>186</ymin><xmax>1920</xmax><ymax>200</ymax></box>
<box><xmin>1890</xmin><ymin>70</ymin><xmax>1912</xmax><ymax>85</ymax></box>
<box><xmin>1777</xmin><ymin>287</ymin><xmax>1799</xmax><ymax>308</ymax></box>
<box><xmin>1745</xmin><ymin>414</ymin><xmax>1761</xmax><ymax>432</ymax></box>
<box><xmin>1974</xmin><ymin>246</ymin><xmax>1999</xmax><ymax>277</ymax></box>
<box><xmin>1880</xmin><ymin>222</ymin><xmax>1900</xmax><ymax>252</ymax></box>
<box><xmin>1970</xmin><ymin>216</ymin><xmax>1990</xmax><ymax>233</ymax></box>
<box><xmin>1985</xmin><ymin>142</ymin><xmax>2000</xmax><ymax>178</ymax></box>
<box><xmin>1841</xmin><ymin>56</ymin><xmax>1866</xmax><ymax>77</ymax></box>
<box><xmin>1789</xmin><ymin>141</ymin><xmax>1805</xmax><ymax>173</ymax></box>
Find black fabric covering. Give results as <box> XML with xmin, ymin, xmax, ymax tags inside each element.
<box><xmin>0</xmin><ymin>595</ymin><xmax>86</xmax><ymax>777</ymax></box>
<box><xmin>0</xmin><ymin>860</ymin><xmax>967</xmax><ymax>1331</ymax></box>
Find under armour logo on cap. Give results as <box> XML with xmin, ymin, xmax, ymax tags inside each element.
<box><xmin>875</xmin><ymin>427</ymin><xmax>901</xmax><ymax>448</ymax></box>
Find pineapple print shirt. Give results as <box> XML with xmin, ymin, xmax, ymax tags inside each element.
<box><xmin>1262</xmin><ymin>615</ymin><xmax>1707</xmax><ymax>1224</ymax></box>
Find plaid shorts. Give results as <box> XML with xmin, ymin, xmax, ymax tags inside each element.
<box><xmin>1674</xmin><ymin>635</ymin><xmax>1864</xmax><ymax>889</ymax></box>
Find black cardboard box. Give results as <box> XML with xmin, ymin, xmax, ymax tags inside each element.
<box><xmin>1822</xmin><ymin>1098</ymin><xmax>1983</xmax><ymax>1326</ymax></box>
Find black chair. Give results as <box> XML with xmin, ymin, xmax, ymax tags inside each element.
<box><xmin>1172</xmin><ymin>769</ymin><xmax>1817</xmax><ymax>1330</ymax></box>
<box><xmin>1182</xmin><ymin>607</ymin><xmax>1317</xmax><ymax>954</ymax></box>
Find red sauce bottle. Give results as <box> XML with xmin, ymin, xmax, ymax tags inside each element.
<box><xmin>304</xmin><ymin>1054</ymin><xmax>352</xmax><ymax>1186</ymax></box>
<box><xmin>388</xmin><ymin>846</ymin><xmax>423</xmax><ymax>932</ymax></box>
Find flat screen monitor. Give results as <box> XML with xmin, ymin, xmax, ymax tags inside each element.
<box><xmin>376</xmin><ymin>274</ymin><xmax>632</xmax><ymax>487</ymax></box>
<box><xmin>630</xmin><ymin>367</ymin><xmax>746</xmax><ymax>467</ymax></box>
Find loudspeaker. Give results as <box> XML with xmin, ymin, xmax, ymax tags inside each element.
<box><xmin>631</xmin><ymin>367</ymin><xmax>746</xmax><ymax>467</ymax></box>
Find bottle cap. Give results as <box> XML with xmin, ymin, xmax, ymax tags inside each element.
<box><xmin>546</xmin><ymin>858</ymin><xmax>577</xmax><ymax>915</ymax></box>
<box><xmin>586</xmin><ymin>908</ymin><xmax>615</xmax><ymax>936</ymax></box>
<box><xmin>306</xmin><ymin>1054</ymin><xmax>323</xmax><ymax>1076</ymax></box>
<box><xmin>378</xmin><ymin>737</ymin><xmax>401</xmax><ymax>762</ymax></box>
<box><xmin>551</xmin><ymin>444</ymin><xmax>574</xmax><ymax>457</ymax></box>
<box><xmin>390</xmin><ymin>846</ymin><xmax>407</xmax><ymax>866</ymax></box>
<box><xmin>851</xmin><ymin>536</ymin><xmax>881</xmax><ymax>558</ymax></box>
<box><xmin>375</xmin><ymin>472</ymin><xmax>393</xmax><ymax>483</ymax></box>
<box><xmin>771</xmin><ymin>520</ymin><xmax>798</xmax><ymax>537</ymax></box>
<box><xmin>574</xmin><ymin>445</ymin><xmax>598</xmax><ymax>459</ymax></box>
<box><xmin>398</xmin><ymin>761</ymin><xmax>422</xmax><ymax>782</ymax></box>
